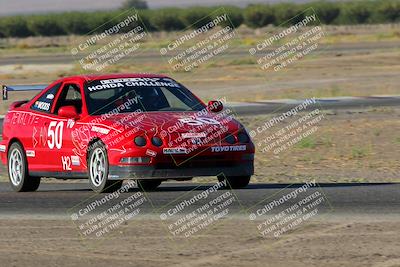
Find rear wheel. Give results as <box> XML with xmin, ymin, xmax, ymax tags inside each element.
<box><xmin>7</xmin><ymin>142</ymin><xmax>41</xmax><ymax>192</ymax></box>
<box><xmin>88</xmin><ymin>141</ymin><xmax>122</xmax><ymax>193</ymax></box>
<box><xmin>218</xmin><ymin>175</ymin><xmax>251</xmax><ymax>189</ymax></box>
<box><xmin>137</xmin><ymin>179</ymin><xmax>162</xmax><ymax>191</ymax></box>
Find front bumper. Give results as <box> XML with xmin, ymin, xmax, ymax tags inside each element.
<box><xmin>108</xmin><ymin>161</ymin><xmax>254</xmax><ymax>180</ymax></box>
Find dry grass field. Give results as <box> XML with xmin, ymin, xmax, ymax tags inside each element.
<box><xmin>0</xmin><ymin>24</ymin><xmax>400</xmax><ymax>114</ymax></box>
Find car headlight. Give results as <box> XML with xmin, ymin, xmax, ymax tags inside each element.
<box><xmin>225</xmin><ymin>134</ymin><xmax>236</xmax><ymax>144</ymax></box>
<box><xmin>238</xmin><ymin>132</ymin><xmax>250</xmax><ymax>143</ymax></box>
<box><xmin>151</xmin><ymin>136</ymin><xmax>163</xmax><ymax>147</ymax></box>
<box><xmin>134</xmin><ymin>136</ymin><xmax>147</xmax><ymax>147</ymax></box>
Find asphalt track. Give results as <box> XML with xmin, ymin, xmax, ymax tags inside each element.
<box><xmin>0</xmin><ymin>182</ymin><xmax>399</xmax><ymax>217</ymax></box>
<box><xmin>0</xmin><ymin>96</ymin><xmax>399</xmax><ymax>217</ymax></box>
<box><xmin>228</xmin><ymin>95</ymin><xmax>400</xmax><ymax>116</ymax></box>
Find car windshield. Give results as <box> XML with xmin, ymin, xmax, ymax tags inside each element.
<box><xmin>84</xmin><ymin>78</ymin><xmax>205</xmax><ymax>115</ymax></box>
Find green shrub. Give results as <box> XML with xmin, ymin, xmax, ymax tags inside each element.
<box><xmin>351</xmin><ymin>147</ymin><xmax>368</xmax><ymax>159</ymax></box>
<box><xmin>244</xmin><ymin>4</ymin><xmax>276</xmax><ymax>28</ymax></box>
<box><xmin>0</xmin><ymin>16</ymin><xmax>32</xmax><ymax>37</ymax></box>
<box><xmin>91</xmin><ymin>11</ymin><xmax>121</xmax><ymax>34</ymax></box>
<box><xmin>213</xmin><ymin>6</ymin><xmax>244</xmax><ymax>28</ymax></box>
<box><xmin>306</xmin><ymin>1</ymin><xmax>341</xmax><ymax>24</ymax></box>
<box><xmin>137</xmin><ymin>10</ymin><xmax>157</xmax><ymax>32</ymax></box>
<box><xmin>375</xmin><ymin>0</ymin><xmax>400</xmax><ymax>22</ymax></box>
<box><xmin>106</xmin><ymin>10</ymin><xmax>142</xmax><ymax>34</ymax></box>
<box><xmin>180</xmin><ymin>7</ymin><xmax>213</xmax><ymax>28</ymax></box>
<box><xmin>28</xmin><ymin>15</ymin><xmax>65</xmax><ymax>36</ymax></box>
<box><xmin>151</xmin><ymin>8</ymin><xmax>185</xmax><ymax>31</ymax></box>
<box><xmin>337</xmin><ymin>1</ymin><xmax>374</xmax><ymax>24</ymax></box>
<box><xmin>274</xmin><ymin>3</ymin><xmax>305</xmax><ymax>25</ymax></box>
<box><xmin>59</xmin><ymin>12</ymin><xmax>95</xmax><ymax>35</ymax></box>
<box><xmin>297</xmin><ymin>136</ymin><xmax>317</xmax><ymax>149</ymax></box>
<box><xmin>1</xmin><ymin>1</ymin><xmax>400</xmax><ymax>38</ymax></box>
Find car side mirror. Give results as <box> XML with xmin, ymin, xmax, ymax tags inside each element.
<box><xmin>208</xmin><ymin>101</ymin><xmax>223</xmax><ymax>113</ymax></box>
<box><xmin>58</xmin><ymin>105</ymin><xmax>79</xmax><ymax>119</ymax></box>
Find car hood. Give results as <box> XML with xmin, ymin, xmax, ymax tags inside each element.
<box><xmin>99</xmin><ymin>111</ymin><xmax>243</xmax><ymax>143</ymax></box>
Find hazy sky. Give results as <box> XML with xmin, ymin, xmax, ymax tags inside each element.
<box><xmin>0</xmin><ymin>0</ymin><xmax>327</xmax><ymax>16</ymax></box>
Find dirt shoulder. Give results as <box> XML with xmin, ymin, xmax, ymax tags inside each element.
<box><xmin>243</xmin><ymin>106</ymin><xmax>400</xmax><ymax>184</ymax></box>
<box><xmin>0</xmin><ymin>216</ymin><xmax>399</xmax><ymax>267</ymax></box>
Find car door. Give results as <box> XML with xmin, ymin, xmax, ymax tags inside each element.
<box><xmin>49</xmin><ymin>82</ymin><xmax>86</xmax><ymax>175</ymax></box>
<box><xmin>27</xmin><ymin>82</ymin><xmax>63</xmax><ymax>173</ymax></box>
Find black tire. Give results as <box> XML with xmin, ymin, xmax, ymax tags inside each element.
<box><xmin>7</xmin><ymin>142</ymin><xmax>40</xmax><ymax>192</ymax></box>
<box><xmin>137</xmin><ymin>179</ymin><xmax>162</xmax><ymax>191</ymax></box>
<box><xmin>218</xmin><ymin>175</ymin><xmax>251</xmax><ymax>189</ymax></box>
<box><xmin>87</xmin><ymin>141</ymin><xmax>123</xmax><ymax>193</ymax></box>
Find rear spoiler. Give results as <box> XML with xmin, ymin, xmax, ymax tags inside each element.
<box><xmin>2</xmin><ymin>84</ymin><xmax>47</xmax><ymax>100</ymax></box>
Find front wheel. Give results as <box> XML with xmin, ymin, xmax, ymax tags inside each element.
<box><xmin>7</xmin><ymin>142</ymin><xmax>41</xmax><ymax>192</ymax></box>
<box><xmin>88</xmin><ymin>142</ymin><xmax>122</xmax><ymax>193</ymax></box>
<box><xmin>218</xmin><ymin>175</ymin><xmax>251</xmax><ymax>189</ymax></box>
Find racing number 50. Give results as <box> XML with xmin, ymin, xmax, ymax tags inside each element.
<box><xmin>48</xmin><ymin>121</ymin><xmax>64</xmax><ymax>149</ymax></box>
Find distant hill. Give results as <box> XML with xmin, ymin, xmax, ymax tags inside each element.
<box><xmin>0</xmin><ymin>0</ymin><xmax>340</xmax><ymax>16</ymax></box>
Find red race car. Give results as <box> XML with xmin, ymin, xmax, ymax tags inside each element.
<box><xmin>0</xmin><ymin>74</ymin><xmax>254</xmax><ymax>192</ymax></box>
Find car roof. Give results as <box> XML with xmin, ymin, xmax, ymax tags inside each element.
<box><xmin>60</xmin><ymin>73</ymin><xmax>170</xmax><ymax>83</ymax></box>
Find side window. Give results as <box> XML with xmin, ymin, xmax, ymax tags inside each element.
<box><xmin>31</xmin><ymin>83</ymin><xmax>61</xmax><ymax>113</ymax></box>
<box><xmin>54</xmin><ymin>84</ymin><xmax>83</xmax><ymax>115</ymax></box>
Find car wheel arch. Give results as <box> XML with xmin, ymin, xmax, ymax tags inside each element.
<box><xmin>86</xmin><ymin>138</ymin><xmax>106</xmax><ymax>159</ymax></box>
<box><xmin>7</xmin><ymin>138</ymin><xmax>24</xmax><ymax>157</ymax></box>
